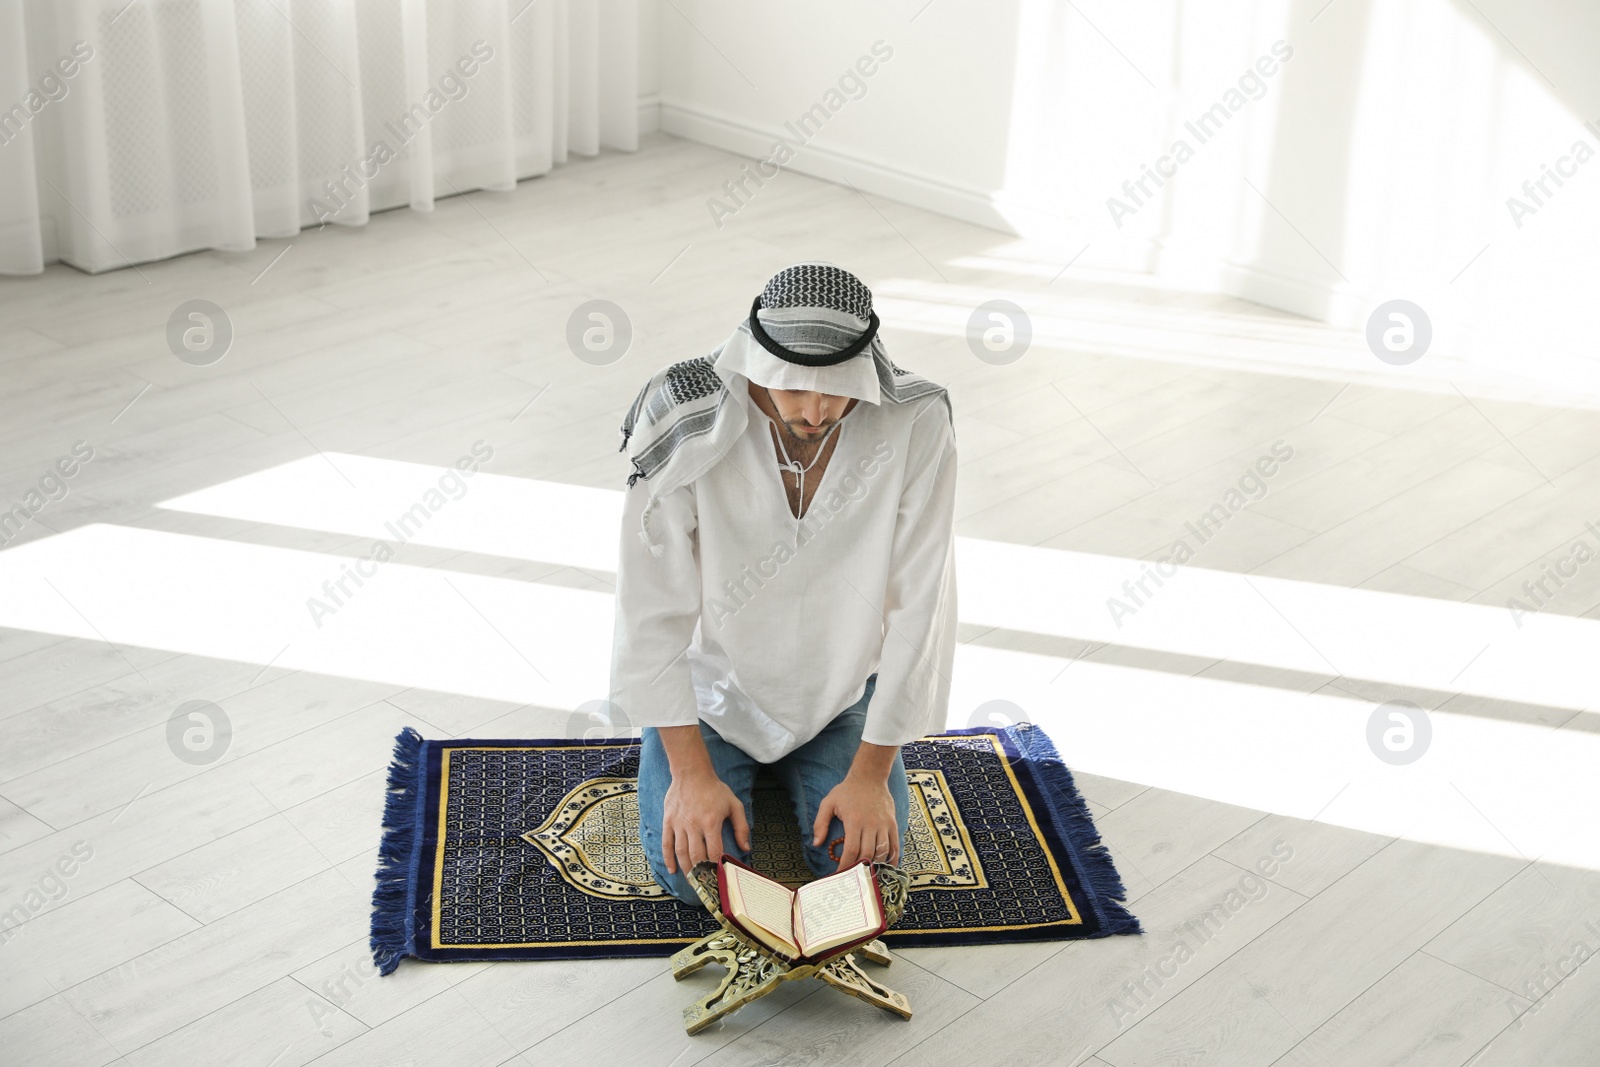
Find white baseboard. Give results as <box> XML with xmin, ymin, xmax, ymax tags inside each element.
<box><xmin>658</xmin><ymin>100</ymin><xmax>1015</xmax><ymax>235</ymax></box>
<box><xmin>637</xmin><ymin>93</ymin><xmax>661</xmax><ymax>134</ymax></box>
<box><xmin>1218</xmin><ymin>259</ymin><xmax>1366</xmax><ymax>327</ymax></box>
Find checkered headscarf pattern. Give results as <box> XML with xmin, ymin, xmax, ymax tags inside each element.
<box><xmin>760</xmin><ymin>263</ymin><xmax>873</xmax><ymax>322</ymax></box>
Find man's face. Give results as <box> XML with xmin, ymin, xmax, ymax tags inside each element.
<box><xmin>766</xmin><ymin>389</ymin><xmax>853</xmax><ymax>442</ymax></box>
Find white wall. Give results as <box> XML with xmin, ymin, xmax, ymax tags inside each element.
<box><xmin>650</xmin><ymin>0</ymin><xmax>1020</xmax><ymax>226</ymax></box>
<box><xmin>648</xmin><ymin>0</ymin><xmax>1600</xmax><ymax>401</ymax></box>
<box><xmin>636</xmin><ymin>0</ymin><xmax>660</xmax><ymax>131</ymax></box>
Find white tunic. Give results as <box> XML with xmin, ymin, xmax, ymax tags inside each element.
<box><xmin>609</xmin><ymin>383</ymin><xmax>958</xmax><ymax>763</ymax></box>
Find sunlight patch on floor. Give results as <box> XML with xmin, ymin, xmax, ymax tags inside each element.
<box><xmin>1</xmin><ymin>451</ymin><xmax>1591</xmax><ymax>872</ymax></box>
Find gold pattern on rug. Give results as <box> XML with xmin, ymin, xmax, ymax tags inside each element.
<box><xmin>524</xmin><ymin>769</ymin><xmax>986</xmax><ymax>900</ymax></box>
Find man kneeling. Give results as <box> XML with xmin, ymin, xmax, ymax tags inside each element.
<box><xmin>610</xmin><ymin>261</ymin><xmax>958</xmax><ymax>903</ymax></box>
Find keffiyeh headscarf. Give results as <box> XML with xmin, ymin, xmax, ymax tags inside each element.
<box><xmin>618</xmin><ymin>261</ymin><xmax>950</xmax><ymax>555</ymax></box>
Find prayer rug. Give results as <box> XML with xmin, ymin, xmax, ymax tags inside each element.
<box><xmin>371</xmin><ymin>723</ymin><xmax>1141</xmax><ymax>972</ymax></box>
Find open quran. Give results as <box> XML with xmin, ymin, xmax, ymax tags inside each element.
<box><xmin>717</xmin><ymin>855</ymin><xmax>887</xmax><ymax>963</ymax></box>
<box><xmin>671</xmin><ymin>858</ymin><xmax>913</xmax><ymax>1033</ymax></box>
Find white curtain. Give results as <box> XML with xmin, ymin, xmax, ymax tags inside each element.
<box><xmin>0</xmin><ymin>0</ymin><xmax>637</xmax><ymax>275</ymax></box>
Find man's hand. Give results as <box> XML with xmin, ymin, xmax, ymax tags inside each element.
<box><xmin>813</xmin><ymin>741</ymin><xmax>902</xmax><ymax>870</ymax></box>
<box><xmin>657</xmin><ymin>724</ymin><xmax>749</xmax><ymax>875</ymax></box>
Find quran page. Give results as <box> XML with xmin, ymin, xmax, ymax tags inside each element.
<box><xmin>794</xmin><ymin>864</ymin><xmax>881</xmax><ymax>956</ymax></box>
<box><xmin>726</xmin><ymin>864</ymin><xmax>798</xmax><ymax>954</ymax></box>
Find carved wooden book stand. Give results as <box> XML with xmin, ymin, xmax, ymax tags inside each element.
<box><xmin>668</xmin><ymin>862</ymin><xmax>914</xmax><ymax>1035</ymax></box>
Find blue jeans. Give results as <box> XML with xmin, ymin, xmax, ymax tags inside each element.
<box><xmin>637</xmin><ymin>674</ymin><xmax>912</xmax><ymax>907</ymax></box>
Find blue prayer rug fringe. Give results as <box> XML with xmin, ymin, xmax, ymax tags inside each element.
<box><xmin>997</xmin><ymin>722</ymin><xmax>1142</xmax><ymax>937</ymax></box>
<box><xmin>371</xmin><ymin>726</ymin><xmax>425</xmax><ymax>976</ymax></box>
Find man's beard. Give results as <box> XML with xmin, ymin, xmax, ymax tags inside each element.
<box><xmin>779</xmin><ymin>417</ymin><xmax>838</xmax><ymax>446</ymax></box>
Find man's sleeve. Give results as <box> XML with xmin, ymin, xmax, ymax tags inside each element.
<box><xmin>609</xmin><ymin>481</ymin><xmax>702</xmax><ymax>728</ymax></box>
<box><xmin>863</xmin><ymin>402</ymin><xmax>958</xmax><ymax>748</ymax></box>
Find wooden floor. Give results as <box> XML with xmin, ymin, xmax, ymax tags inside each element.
<box><xmin>1</xmin><ymin>132</ymin><xmax>1597</xmax><ymax>1067</ymax></box>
